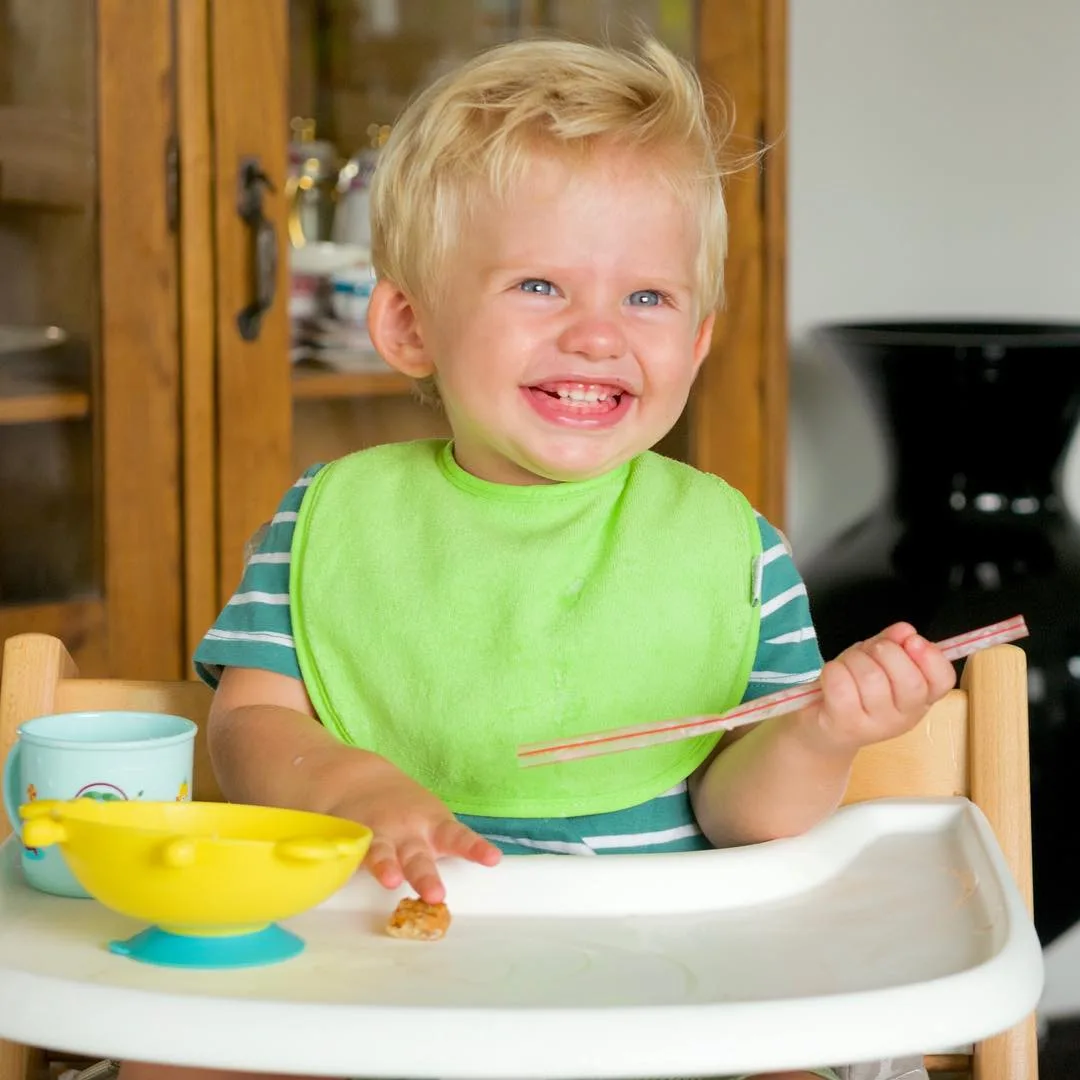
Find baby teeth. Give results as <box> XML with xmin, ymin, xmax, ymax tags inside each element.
<box><xmin>558</xmin><ymin>389</ymin><xmax>610</xmax><ymax>403</ymax></box>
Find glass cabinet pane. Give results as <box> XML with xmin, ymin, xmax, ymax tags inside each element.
<box><xmin>286</xmin><ymin>0</ymin><xmax>697</xmax><ymax>476</ymax></box>
<box><xmin>0</xmin><ymin>0</ymin><xmax>99</xmax><ymax>605</ymax></box>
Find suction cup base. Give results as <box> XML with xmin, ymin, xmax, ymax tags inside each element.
<box><xmin>109</xmin><ymin>923</ymin><xmax>304</xmax><ymax>968</ymax></box>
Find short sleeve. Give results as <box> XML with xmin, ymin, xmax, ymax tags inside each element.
<box><xmin>743</xmin><ymin>514</ymin><xmax>824</xmax><ymax>702</ymax></box>
<box><xmin>192</xmin><ymin>464</ymin><xmax>325</xmax><ymax>688</ymax></box>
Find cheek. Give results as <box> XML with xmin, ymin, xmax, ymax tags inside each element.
<box><xmin>639</xmin><ymin>327</ymin><xmax>703</xmax><ymax>387</ymax></box>
<box><xmin>447</xmin><ymin>307</ymin><xmax>522</xmax><ymax>358</ymax></box>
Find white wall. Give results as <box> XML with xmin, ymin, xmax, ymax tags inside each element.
<box><xmin>786</xmin><ymin>0</ymin><xmax>1080</xmax><ymax>563</ymax></box>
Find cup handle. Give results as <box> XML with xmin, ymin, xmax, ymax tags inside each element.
<box><xmin>2</xmin><ymin>740</ymin><xmax>23</xmax><ymax>838</ymax></box>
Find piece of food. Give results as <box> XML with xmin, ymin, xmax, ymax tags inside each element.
<box><xmin>385</xmin><ymin>896</ymin><xmax>452</xmax><ymax>941</ymax></box>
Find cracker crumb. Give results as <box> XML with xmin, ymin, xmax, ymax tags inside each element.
<box><xmin>385</xmin><ymin>897</ymin><xmax>451</xmax><ymax>941</ymax></box>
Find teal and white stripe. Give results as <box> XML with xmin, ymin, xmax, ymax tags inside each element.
<box><xmin>193</xmin><ymin>463</ymin><xmax>824</xmax><ymax>855</ymax></box>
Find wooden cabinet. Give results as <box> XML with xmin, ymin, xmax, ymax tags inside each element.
<box><xmin>0</xmin><ymin>1</ymin><xmax>186</xmax><ymax>678</ymax></box>
<box><xmin>0</xmin><ymin>0</ymin><xmax>787</xmax><ymax>678</ymax></box>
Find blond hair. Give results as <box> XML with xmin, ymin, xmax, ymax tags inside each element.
<box><xmin>370</xmin><ymin>36</ymin><xmax>732</xmax><ymax>316</ymax></box>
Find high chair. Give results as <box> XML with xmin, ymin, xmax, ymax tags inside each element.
<box><xmin>0</xmin><ymin>632</ymin><xmax>1037</xmax><ymax>1080</ymax></box>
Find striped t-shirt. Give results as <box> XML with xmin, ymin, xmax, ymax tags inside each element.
<box><xmin>194</xmin><ymin>464</ymin><xmax>823</xmax><ymax>855</ymax></box>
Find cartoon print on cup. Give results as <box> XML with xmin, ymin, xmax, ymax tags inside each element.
<box><xmin>73</xmin><ymin>781</ymin><xmax>132</xmax><ymax>802</ymax></box>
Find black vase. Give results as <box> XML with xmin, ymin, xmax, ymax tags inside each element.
<box><xmin>800</xmin><ymin>320</ymin><xmax>1080</xmax><ymax>946</ymax></box>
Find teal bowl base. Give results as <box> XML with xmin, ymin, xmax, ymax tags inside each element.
<box><xmin>109</xmin><ymin>924</ymin><xmax>304</xmax><ymax>968</ymax></box>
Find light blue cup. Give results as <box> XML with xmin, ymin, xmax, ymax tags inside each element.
<box><xmin>2</xmin><ymin>711</ymin><xmax>196</xmax><ymax>897</ymax></box>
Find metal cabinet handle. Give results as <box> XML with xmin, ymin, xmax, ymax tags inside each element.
<box><xmin>236</xmin><ymin>156</ymin><xmax>278</xmax><ymax>342</ymax></box>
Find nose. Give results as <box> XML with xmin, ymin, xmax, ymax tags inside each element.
<box><xmin>556</xmin><ymin>310</ymin><xmax>627</xmax><ymax>361</ymax></box>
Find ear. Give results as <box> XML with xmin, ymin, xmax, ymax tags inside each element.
<box><xmin>691</xmin><ymin>311</ymin><xmax>716</xmax><ymax>375</ymax></box>
<box><xmin>366</xmin><ymin>279</ymin><xmax>435</xmax><ymax>378</ymax></box>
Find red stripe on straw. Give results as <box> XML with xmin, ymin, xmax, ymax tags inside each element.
<box><xmin>517</xmin><ymin>615</ymin><xmax>1028</xmax><ymax>767</ymax></box>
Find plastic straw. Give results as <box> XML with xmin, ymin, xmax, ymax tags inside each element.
<box><xmin>517</xmin><ymin>615</ymin><xmax>1029</xmax><ymax>767</ymax></box>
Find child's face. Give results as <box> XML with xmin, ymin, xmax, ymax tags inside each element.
<box><xmin>383</xmin><ymin>146</ymin><xmax>714</xmax><ymax>485</ymax></box>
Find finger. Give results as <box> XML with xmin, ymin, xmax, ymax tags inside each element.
<box><xmin>432</xmin><ymin>819</ymin><xmax>502</xmax><ymax>866</ymax></box>
<box><xmin>868</xmin><ymin>622</ymin><xmax>918</xmax><ymax>648</ymax></box>
<box><xmin>866</xmin><ymin>637</ymin><xmax>932</xmax><ymax>714</ymax></box>
<box><xmin>835</xmin><ymin>642</ymin><xmax>898</xmax><ymax>718</ymax></box>
<box><xmin>472</xmin><ymin>839</ymin><xmax>503</xmax><ymax>867</ymax></box>
<box><xmin>396</xmin><ymin>841</ymin><xmax>446</xmax><ymax>905</ymax></box>
<box><xmin>364</xmin><ymin>837</ymin><xmax>405</xmax><ymax>890</ymax></box>
<box><xmin>903</xmin><ymin>633</ymin><xmax>958</xmax><ymax>698</ymax></box>
<box><xmin>817</xmin><ymin>654</ymin><xmax>863</xmax><ymax>720</ymax></box>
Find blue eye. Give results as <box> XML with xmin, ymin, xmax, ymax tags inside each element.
<box><xmin>628</xmin><ymin>290</ymin><xmax>664</xmax><ymax>307</ymax></box>
<box><xmin>520</xmin><ymin>279</ymin><xmax>555</xmax><ymax>295</ymax></box>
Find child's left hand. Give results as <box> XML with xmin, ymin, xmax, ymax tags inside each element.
<box><xmin>796</xmin><ymin>622</ymin><xmax>957</xmax><ymax>755</ymax></box>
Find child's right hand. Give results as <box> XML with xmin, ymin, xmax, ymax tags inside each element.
<box><xmin>330</xmin><ymin>760</ymin><xmax>502</xmax><ymax>905</ymax></box>
<box><xmin>206</xmin><ymin>667</ymin><xmax>499</xmax><ymax>904</ymax></box>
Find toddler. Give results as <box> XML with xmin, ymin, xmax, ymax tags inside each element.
<box><xmin>126</xmin><ymin>35</ymin><xmax>955</xmax><ymax>1080</ymax></box>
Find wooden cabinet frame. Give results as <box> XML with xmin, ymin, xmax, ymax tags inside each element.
<box><xmin>0</xmin><ymin>1</ymin><xmax>185</xmax><ymax>679</ymax></box>
<box><xmin>695</xmin><ymin>0</ymin><xmax>788</xmax><ymax>524</ymax></box>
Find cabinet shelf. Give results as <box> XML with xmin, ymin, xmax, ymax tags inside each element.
<box><xmin>291</xmin><ymin>365</ymin><xmax>414</xmax><ymax>402</ymax></box>
<box><xmin>0</xmin><ymin>369</ymin><xmax>90</xmax><ymax>425</ymax></box>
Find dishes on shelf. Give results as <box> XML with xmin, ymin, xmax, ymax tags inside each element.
<box><xmin>287</xmin><ymin>236</ymin><xmax>385</xmax><ymax>372</ymax></box>
<box><xmin>292</xmin><ymin>318</ymin><xmax>389</xmax><ymax>373</ymax></box>
<box><xmin>290</xmin><ymin>249</ymin><xmax>382</xmax><ymax>371</ymax></box>
<box><xmin>329</xmin><ymin>265</ymin><xmax>375</xmax><ymax>326</ymax></box>
<box><xmin>289</xmin><ymin>242</ymin><xmax>369</xmax><ymax>277</ymax></box>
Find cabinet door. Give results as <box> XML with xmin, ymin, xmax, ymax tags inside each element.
<box><xmin>0</xmin><ymin>0</ymin><xmax>184</xmax><ymax>677</ymax></box>
<box><xmin>204</xmin><ymin>0</ymin><xmax>787</xmax><ymax>613</ymax></box>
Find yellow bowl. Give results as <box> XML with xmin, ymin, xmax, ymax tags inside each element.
<box><xmin>20</xmin><ymin>799</ymin><xmax>371</xmax><ymax>937</ymax></box>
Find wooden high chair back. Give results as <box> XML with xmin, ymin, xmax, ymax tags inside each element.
<box><xmin>844</xmin><ymin>639</ymin><xmax>1036</xmax><ymax>1080</ymax></box>
<box><xmin>0</xmin><ymin>633</ymin><xmax>1036</xmax><ymax>1080</ymax></box>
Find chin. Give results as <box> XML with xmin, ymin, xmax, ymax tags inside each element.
<box><xmin>524</xmin><ymin>453</ymin><xmax>629</xmax><ymax>484</ymax></box>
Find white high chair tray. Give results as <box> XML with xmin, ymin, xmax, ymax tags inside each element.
<box><xmin>0</xmin><ymin>797</ymin><xmax>1042</xmax><ymax>1079</ymax></box>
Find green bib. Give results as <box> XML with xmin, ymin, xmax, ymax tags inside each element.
<box><xmin>291</xmin><ymin>440</ymin><xmax>761</xmax><ymax>818</ymax></box>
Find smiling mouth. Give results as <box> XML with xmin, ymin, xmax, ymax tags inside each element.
<box><xmin>527</xmin><ymin>380</ymin><xmax>630</xmax><ymax>414</ymax></box>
